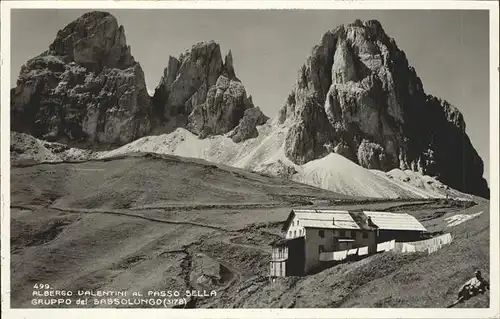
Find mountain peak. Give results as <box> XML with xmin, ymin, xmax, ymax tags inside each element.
<box><xmin>11</xmin><ymin>11</ymin><xmax>151</xmax><ymax>145</ymax></box>
<box><xmin>48</xmin><ymin>10</ymin><xmax>135</xmax><ymax>72</ymax></box>
<box><xmin>279</xmin><ymin>20</ymin><xmax>489</xmax><ymax>198</ymax></box>
<box><xmin>224</xmin><ymin>49</ymin><xmax>237</xmax><ymax>80</ymax></box>
<box><xmin>153</xmin><ymin>40</ymin><xmax>264</xmax><ymax>139</ymax></box>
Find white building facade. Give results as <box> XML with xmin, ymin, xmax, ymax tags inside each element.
<box><xmin>270</xmin><ymin>209</ymin><xmax>428</xmax><ymax>276</ymax></box>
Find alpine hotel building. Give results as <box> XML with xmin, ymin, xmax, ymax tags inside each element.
<box><xmin>269</xmin><ymin>209</ymin><xmax>427</xmax><ymax>277</ymax></box>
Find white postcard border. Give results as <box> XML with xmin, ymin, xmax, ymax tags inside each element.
<box><xmin>1</xmin><ymin>1</ymin><xmax>498</xmax><ymax>318</ymax></box>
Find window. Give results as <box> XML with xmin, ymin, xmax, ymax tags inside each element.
<box><xmin>319</xmin><ymin>245</ymin><xmax>324</xmax><ymax>254</ymax></box>
<box><xmin>292</xmin><ymin>220</ymin><xmax>294</xmax><ymax>226</ymax></box>
<box><xmin>294</xmin><ymin>230</ymin><xmax>297</xmax><ymax>237</ymax></box>
<box><xmin>297</xmin><ymin>220</ymin><xmax>299</xmax><ymax>225</ymax></box>
<box><xmin>363</xmin><ymin>231</ymin><xmax>368</xmax><ymax>239</ymax></box>
<box><xmin>319</xmin><ymin>230</ymin><xmax>325</xmax><ymax>238</ymax></box>
<box><xmin>339</xmin><ymin>230</ymin><xmax>345</xmax><ymax>237</ymax></box>
<box><xmin>346</xmin><ymin>230</ymin><xmax>351</xmax><ymax>237</ymax></box>
<box><xmin>288</xmin><ymin>231</ymin><xmax>292</xmax><ymax>238</ymax></box>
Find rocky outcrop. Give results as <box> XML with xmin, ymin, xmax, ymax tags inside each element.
<box><xmin>11</xmin><ymin>11</ymin><xmax>152</xmax><ymax>145</ymax></box>
<box><xmin>187</xmin><ymin>75</ymin><xmax>254</xmax><ymax>138</ymax></box>
<box><xmin>152</xmin><ymin>41</ymin><xmax>224</xmax><ymax>121</ymax></box>
<box><xmin>279</xmin><ymin>19</ymin><xmax>489</xmax><ymax>198</ymax></box>
<box><xmin>152</xmin><ymin>43</ymin><xmax>265</xmax><ymax>140</ymax></box>
<box><xmin>229</xmin><ymin>107</ymin><xmax>269</xmax><ymax>143</ymax></box>
<box><xmin>10</xmin><ymin>131</ymin><xmax>96</xmax><ymax>166</ymax></box>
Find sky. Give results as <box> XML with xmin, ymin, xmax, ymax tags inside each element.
<box><xmin>9</xmin><ymin>9</ymin><xmax>491</xmax><ymax>183</ymax></box>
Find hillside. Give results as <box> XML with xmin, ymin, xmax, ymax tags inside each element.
<box><xmin>10</xmin><ymin>152</ymin><xmax>347</xmax><ymax>210</ymax></box>
<box><xmin>98</xmin><ymin>124</ymin><xmax>472</xmax><ymax>200</ymax></box>
<box><xmin>11</xmin><ymin>130</ymin><xmax>472</xmax><ymax>200</ymax></box>
<box><xmin>218</xmin><ymin>200</ymin><xmax>489</xmax><ymax>308</ymax></box>
<box><xmin>10</xmin><ymin>152</ymin><xmax>489</xmax><ymax>308</ymax></box>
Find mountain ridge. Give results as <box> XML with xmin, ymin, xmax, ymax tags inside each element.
<box><xmin>9</xmin><ymin>12</ymin><xmax>489</xmax><ymax>198</ymax></box>
<box><xmin>11</xmin><ymin>11</ymin><xmax>266</xmax><ymax>148</ymax></box>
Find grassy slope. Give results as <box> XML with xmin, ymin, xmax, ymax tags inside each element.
<box><xmin>341</xmin><ymin>207</ymin><xmax>490</xmax><ymax>308</ymax></box>
<box><xmin>10</xmin><ymin>153</ymin><xmax>490</xmax><ymax>308</ymax></box>
<box><xmin>10</xmin><ymin>153</ymin><xmax>344</xmax><ymax>307</ymax></box>
<box><xmin>11</xmin><ymin>153</ymin><xmax>347</xmax><ymax>209</ymax></box>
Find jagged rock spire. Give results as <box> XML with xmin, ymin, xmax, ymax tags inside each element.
<box><xmin>279</xmin><ymin>19</ymin><xmax>489</xmax><ymax>198</ymax></box>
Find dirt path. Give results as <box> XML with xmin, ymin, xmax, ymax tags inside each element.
<box><xmin>128</xmin><ymin>202</ymin><xmax>287</xmax><ymax>211</ymax></box>
<box><xmin>11</xmin><ymin>204</ymin><xmax>230</xmax><ymax>232</ymax></box>
<box><xmin>221</xmin><ymin>235</ymin><xmax>271</xmax><ymax>254</ymax></box>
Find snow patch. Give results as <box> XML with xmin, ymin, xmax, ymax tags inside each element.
<box><xmin>445</xmin><ymin>212</ymin><xmax>483</xmax><ymax>227</ymax></box>
<box><xmin>96</xmin><ymin>124</ymin><xmax>469</xmax><ymax>199</ymax></box>
<box><xmin>12</xmin><ymin>124</ymin><xmax>471</xmax><ymax>199</ymax></box>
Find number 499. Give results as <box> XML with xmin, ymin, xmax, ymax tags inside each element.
<box><xmin>33</xmin><ymin>283</ymin><xmax>51</xmax><ymax>289</ymax></box>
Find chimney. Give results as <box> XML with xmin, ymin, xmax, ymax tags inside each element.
<box><xmin>332</xmin><ymin>217</ymin><xmax>335</xmax><ymax>225</ymax></box>
<box><xmin>367</xmin><ymin>216</ymin><xmax>376</xmax><ymax>228</ymax></box>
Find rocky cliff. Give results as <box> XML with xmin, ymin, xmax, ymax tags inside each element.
<box><xmin>279</xmin><ymin>19</ymin><xmax>489</xmax><ymax>198</ymax></box>
<box><xmin>11</xmin><ymin>11</ymin><xmax>152</xmax><ymax>145</ymax></box>
<box><xmin>151</xmin><ymin>42</ymin><xmax>267</xmax><ymax>138</ymax></box>
<box><xmin>11</xmin><ymin>11</ymin><xmax>267</xmax><ymax>146</ymax></box>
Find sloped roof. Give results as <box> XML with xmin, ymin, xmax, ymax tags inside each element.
<box><xmin>283</xmin><ymin>209</ymin><xmax>360</xmax><ymax>231</ymax></box>
<box><xmin>363</xmin><ymin>211</ymin><xmax>427</xmax><ymax>232</ymax></box>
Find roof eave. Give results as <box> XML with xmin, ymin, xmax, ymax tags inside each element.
<box><xmin>281</xmin><ymin>210</ymin><xmax>296</xmax><ymax>232</ymax></box>
<box><xmin>303</xmin><ymin>225</ymin><xmax>360</xmax><ymax>230</ymax></box>
<box><xmin>377</xmin><ymin>227</ymin><xmax>428</xmax><ymax>232</ymax></box>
